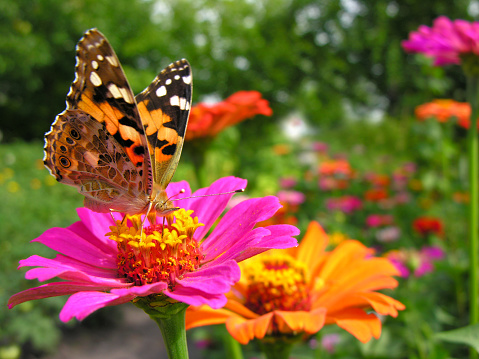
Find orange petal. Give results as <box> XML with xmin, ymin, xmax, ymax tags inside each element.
<box><xmin>224</xmin><ymin>299</ymin><xmax>259</xmax><ymax>319</ymax></box>
<box><xmin>274</xmin><ymin>308</ymin><xmax>326</xmax><ymax>335</ymax></box>
<box><xmin>293</xmin><ymin>221</ymin><xmax>328</xmax><ymax>272</ymax></box>
<box><xmin>225</xmin><ymin>313</ymin><xmax>274</xmax><ymax>344</ymax></box>
<box><xmin>327</xmin><ymin>308</ymin><xmax>381</xmax><ymax>343</ymax></box>
<box><xmin>185</xmin><ymin>306</ymin><xmax>234</xmax><ymax>330</ymax></box>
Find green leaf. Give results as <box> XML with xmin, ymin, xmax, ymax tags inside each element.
<box><xmin>435</xmin><ymin>324</ymin><xmax>479</xmax><ymax>352</ymax></box>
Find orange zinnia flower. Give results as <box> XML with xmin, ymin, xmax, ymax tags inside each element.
<box><xmin>185</xmin><ymin>221</ymin><xmax>405</xmax><ymax>345</ymax></box>
<box><xmin>415</xmin><ymin>99</ymin><xmax>475</xmax><ymax>129</ymax></box>
<box><xmin>186</xmin><ymin>91</ymin><xmax>272</xmax><ymax>140</ymax></box>
<box><xmin>364</xmin><ymin>188</ymin><xmax>389</xmax><ymax>202</ymax></box>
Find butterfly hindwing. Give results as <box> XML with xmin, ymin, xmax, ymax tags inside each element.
<box><xmin>135</xmin><ymin>59</ymin><xmax>192</xmax><ymax>191</ymax></box>
<box><xmin>44</xmin><ymin>109</ymin><xmax>150</xmax><ymax>213</ymax></box>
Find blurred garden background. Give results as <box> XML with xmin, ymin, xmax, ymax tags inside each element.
<box><xmin>1</xmin><ymin>0</ymin><xmax>479</xmax><ymax>358</ymax></box>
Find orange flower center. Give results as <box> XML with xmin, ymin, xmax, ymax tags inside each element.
<box><xmin>242</xmin><ymin>254</ymin><xmax>311</xmax><ymax>314</ymax></box>
<box><xmin>107</xmin><ymin>209</ymin><xmax>205</xmax><ymax>288</ymax></box>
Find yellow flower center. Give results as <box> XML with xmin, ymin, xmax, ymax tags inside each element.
<box><xmin>107</xmin><ymin>209</ymin><xmax>205</xmax><ymax>288</ymax></box>
<box><xmin>242</xmin><ymin>254</ymin><xmax>311</xmax><ymax>314</ymax></box>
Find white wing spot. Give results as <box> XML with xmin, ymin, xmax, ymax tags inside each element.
<box><xmin>107</xmin><ymin>83</ymin><xmax>122</xmax><ymax>98</ymax></box>
<box><xmin>182</xmin><ymin>75</ymin><xmax>192</xmax><ymax>84</ymax></box>
<box><xmin>174</xmin><ymin>75</ymin><xmax>180</xmax><ymax>80</ymax></box>
<box><xmin>179</xmin><ymin>97</ymin><xmax>187</xmax><ymax>110</ymax></box>
<box><xmin>91</xmin><ymin>60</ymin><xmax>99</xmax><ymax>70</ymax></box>
<box><xmin>75</xmin><ymin>56</ymin><xmax>80</xmax><ymax>67</ymax></box>
<box><xmin>106</xmin><ymin>55</ymin><xmax>119</xmax><ymax>67</ymax></box>
<box><xmin>170</xmin><ymin>95</ymin><xmax>180</xmax><ymax>107</ymax></box>
<box><xmin>120</xmin><ymin>87</ymin><xmax>134</xmax><ymax>104</ymax></box>
<box><xmin>165</xmin><ymin>79</ymin><xmax>172</xmax><ymax>85</ymax></box>
<box><xmin>90</xmin><ymin>72</ymin><xmax>102</xmax><ymax>86</ymax></box>
<box><xmin>97</xmin><ymin>54</ymin><xmax>104</xmax><ymax>61</ymax></box>
<box><xmin>156</xmin><ymin>86</ymin><xmax>167</xmax><ymax>97</ymax></box>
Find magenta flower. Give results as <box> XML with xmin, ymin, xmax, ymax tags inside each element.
<box><xmin>326</xmin><ymin>195</ymin><xmax>362</xmax><ymax>214</ymax></box>
<box><xmin>277</xmin><ymin>190</ymin><xmax>306</xmax><ymax>206</ymax></box>
<box><xmin>384</xmin><ymin>246</ymin><xmax>445</xmax><ymax>278</ymax></box>
<box><xmin>366</xmin><ymin>214</ymin><xmax>394</xmax><ymax>228</ymax></box>
<box><xmin>8</xmin><ymin>177</ymin><xmax>299</xmax><ymax>322</ymax></box>
<box><xmin>402</xmin><ymin>16</ymin><xmax>479</xmax><ymax>66</ymax></box>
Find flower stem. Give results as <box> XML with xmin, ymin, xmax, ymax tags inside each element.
<box><xmin>467</xmin><ymin>74</ymin><xmax>479</xmax><ymax>359</ymax></box>
<box><xmin>260</xmin><ymin>338</ymin><xmax>294</xmax><ymax>359</ymax></box>
<box><xmin>221</xmin><ymin>326</ymin><xmax>244</xmax><ymax>359</ymax></box>
<box><xmin>134</xmin><ymin>298</ymin><xmax>190</xmax><ymax>359</ymax></box>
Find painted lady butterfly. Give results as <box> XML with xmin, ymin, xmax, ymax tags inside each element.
<box><xmin>44</xmin><ymin>29</ymin><xmax>192</xmax><ymax>216</ymax></box>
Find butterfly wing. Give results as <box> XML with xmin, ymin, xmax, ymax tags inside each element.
<box><xmin>44</xmin><ymin>109</ymin><xmax>150</xmax><ymax>213</ymax></box>
<box><xmin>135</xmin><ymin>60</ymin><xmax>192</xmax><ymax>198</ymax></box>
<box><xmin>44</xmin><ymin>28</ymin><xmax>152</xmax><ymax>213</ymax></box>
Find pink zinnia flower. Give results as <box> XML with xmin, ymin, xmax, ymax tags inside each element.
<box><xmin>277</xmin><ymin>190</ymin><xmax>306</xmax><ymax>206</ymax></box>
<box><xmin>8</xmin><ymin>177</ymin><xmax>299</xmax><ymax>322</ymax></box>
<box><xmin>384</xmin><ymin>246</ymin><xmax>445</xmax><ymax>278</ymax></box>
<box><xmin>402</xmin><ymin>16</ymin><xmax>479</xmax><ymax>66</ymax></box>
<box><xmin>326</xmin><ymin>196</ymin><xmax>362</xmax><ymax>214</ymax></box>
<box><xmin>366</xmin><ymin>214</ymin><xmax>394</xmax><ymax>228</ymax></box>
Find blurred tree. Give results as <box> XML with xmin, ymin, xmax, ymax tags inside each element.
<box><xmin>0</xmin><ymin>0</ymin><xmax>472</xmax><ymax>141</ymax></box>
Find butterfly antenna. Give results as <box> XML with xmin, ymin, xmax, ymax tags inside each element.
<box><xmin>174</xmin><ymin>188</ymin><xmax>245</xmax><ymax>201</ymax></box>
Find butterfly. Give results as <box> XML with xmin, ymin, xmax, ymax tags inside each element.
<box><xmin>44</xmin><ymin>28</ymin><xmax>192</xmax><ymax>216</ymax></box>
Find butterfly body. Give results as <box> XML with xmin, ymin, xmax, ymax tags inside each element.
<box><xmin>44</xmin><ymin>29</ymin><xmax>191</xmax><ymax>215</ymax></box>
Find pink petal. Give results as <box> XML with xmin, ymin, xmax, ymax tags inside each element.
<box><xmin>67</xmin><ymin>221</ymin><xmax>117</xmax><ymax>253</ymax></box>
<box><xmin>8</xmin><ymin>282</ymin><xmax>128</xmax><ymax>309</ymax></box>
<box><xmin>110</xmin><ymin>282</ymin><xmax>168</xmax><ymax>297</ymax></box>
<box><xmin>33</xmin><ymin>227</ymin><xmax>117</xmax><ymax>268</ymax></box>
<box><xmin>175</xmin><ymin>177</ymin><xmax>247</xmax><ymax>240</ymax></box>
<box><xmin>164</xmin><ymin>286</ymin><xmax>227</xmax><ymax>309</ymax></box>
<box><xmin>60</xmin><ymin>291</ymin><xmax>133</xmax><ymax>322</ymax></box>
<box><xmin>177</xmin><ymin>260</ymin><xmax>240</xmax><ymax>294</ymax></box>
<box><xmin>202</xmin><ymin>196</ymin><xmax>281</xmax><ymax>261</ymax></box>
<box><xmin>76</xmin><ymin>208</ymin><xmax>116</xmax><ymax>242</ymax></box>
<box><xmin>234</xmin><ymin>224</ymin><xmax>300</xmax><ymax>262</ymax></box>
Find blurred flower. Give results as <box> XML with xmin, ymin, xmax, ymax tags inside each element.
<box><xmin>321</xmin><ymin>333</ymin><xmax>341</xmax><ymax>354</ymax></box>
<box><xmin>413</xmin><ymin>216</ymin><xmax>444</xmax><ymax>237</ymax></box>
<box><xmin>366</xmin><ymin>214</ymin><xmax>394</xmax><ymax>228</ymax></box>
<box><xmin>186</xmin><ymin>91</ymin><xmax>272</xmax><ymax>140</ymax></box>
<box><xmin>319</xmin><ymin>177</ymin><xmax>349</xmax><ymax>191</ymax></box>
<box><xmin>394</xmin><ymin>191</ymin><xmax>412</xmax><ymax>205</ymax></box>
<box><xmin>319</xmin><ymin>159</ymin><xmax>353</xmax><ymax>177</ymax></box>
<box><xmin>376</xmin><ymin>226</ymin><xmax>401</xmax><ymax>243</ymax></box>
<box><xmin>326</xmin><ymin>196</ymin><xmax>362</xmax><ymax>214</ymax></box>
<box><xmin>385</xmin><ymin>246</ymin><xmax>445</xmax><ymax>278</ymax></box>
<box><xmin>453</xmin><ymin>191</ymin><xmax>470</xmax><ymax>203</ymax></box>
<box><xmin>402</xmin><ymin>16</ymin><xmax>479</xmax><ymax>66</ymax></box>
<box><xmin>277</xmin><ymin>190</ymin><xmax>306</xmax><ymax>206</ymax></box>
<box><xmin>272</xmin><ymin>143</ymin><xmax>291</xmax><ymax>155</ymax></box>
<box><xmin>258</xmin><ymin>190</ymin><xmax>305</xmax><ymax>227</ymax></box>
<box><xmin>328</xmin><ymin>232</ymin><xmax>351</xmax><ymax>246</ymax></box>
<box><xmin>364</xmin><ymin>188</ymin><xmax>389</xmax><ymax>202</ymax></box>
<box><xmin>9</xmin><ymin>177</ymin><xmax>299</xmax><ymax>321</ymax></box>
<box><xmin>186</xmin><ymin>221</ymin><xmax>405</xmax><ymax>344</ymax></box>
<box><xmin>364</xmin><ymin>173</ymin><xmax>390</xmax><ymax>187</ymax></box>
<box><xmin>311</xmin><ymin>141</ymin><xmax>329</xmax><ymax>154</ymax></box>
<box><xmin>279</xmin><ymin>176</ymin><xmax>297</xmax><ymax>189</ymax></box>
<box><xmin>281</xmin><ymin>113</ymin><xmax>311</xmax><ymax>140</ymax></box>
<box><xmin>415</xmin><ymin>99</ymin><xmax>475</xmax><ymax>129</ymax></box>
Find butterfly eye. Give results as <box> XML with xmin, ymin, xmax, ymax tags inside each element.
<box><xmin>70</xmin><ymin>129</ymin><xmax>81</xmax><ymax>140</ymax></box>
<box><xmin>59</xmin><ymin>156</ymin><xmax>72</xmax><ymax>168</ymax></box>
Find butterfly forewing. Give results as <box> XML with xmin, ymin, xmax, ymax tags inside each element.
<box><xmin>66</xmin><ymin>29</ymin><xmax>152</xmax><ymax>193</ymax></box>
<box><xmin>135</xmin><ymin>59</ymin><xmax>192</xmax><ymax>192</ymax></box>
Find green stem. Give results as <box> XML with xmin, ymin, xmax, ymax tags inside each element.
<box><xmin>155</xmin><ymin>307</ymin><xmax>189</xmax><ymax>359</ymax></box>
<box><xmin>221</xmin><ymin>326</ymin><xmax>244</xmax><ymax>359</ymax></box>
<box><xmin>260</xmin><ymin>340</ymin><xmax>294</xmax><ymax>359</ymax></box>
<box><xmin>467</xmin><ymin>74</ymin><xmax>479</xmax><ymax>359</ymax></box>
<box><xmin>134</xmin><ymin>298</ymin><xmax>190</xmax><ymax>359</ymax></box>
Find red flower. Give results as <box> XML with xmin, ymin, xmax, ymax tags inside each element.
<box><xmin>412</xmin><ymin>216</ymin><xmax>444</xmax><ymax>237</ymax></box>
<box><xmin>364</xmin><ymin>188</ymin><xmax>389</xmax><ymax>202</ymax></box>
<box><xmin>186</xmin><ymin>91</ymin><xmax>272</xmax><ymax>140</ymax></box>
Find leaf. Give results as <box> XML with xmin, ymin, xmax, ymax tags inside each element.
<box><xmin>435</xmin><ymin>324</ymin><xmax>479</xmax><ymax>352</ymax></box>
